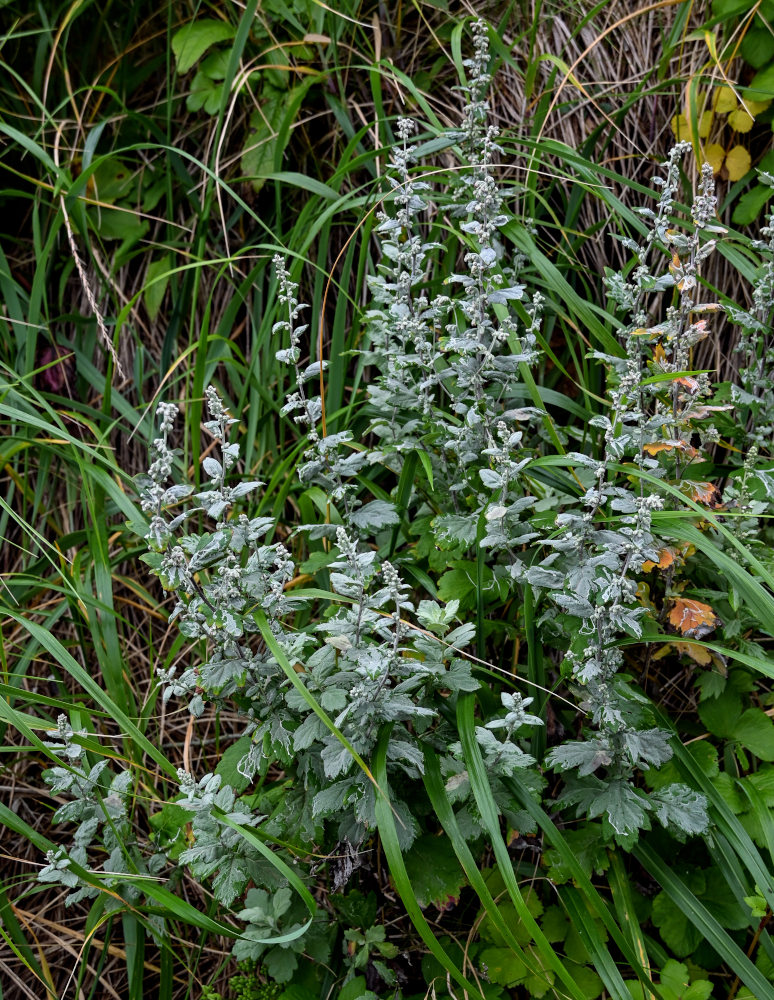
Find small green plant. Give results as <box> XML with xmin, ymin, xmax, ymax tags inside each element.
<box><xmin>202</xmin><ymin>960</ymin><xmax>283</xmax><ymax>1000</ymax></box>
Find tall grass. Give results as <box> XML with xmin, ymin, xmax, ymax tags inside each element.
<box><xmin>1</xmin><ymin>2</ymin><xmax>773</xmax><ymax>999</ymax></box>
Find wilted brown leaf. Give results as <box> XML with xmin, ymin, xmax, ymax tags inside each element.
<box><xmin>642</xmin><ymin>542</ymin><xmax>693</xmax><ymax>573</ymax></box>
<box><xmin>689</xmin><ymin>404</ymin><xmax>733</xmax><ymax>419</ymax></box>
<box><xmin>674</xmin><ymin>376</ymin><xmax>700</xmax><ymax>394</ymax></box>
<box><xmin>668</xmin><ymin>598</ymin><xmax>721</xmax><ymax>639</ymax></box>
<box><xmin>643</xmin><ymin>546</ymin><xmax>680</xmax><ymax>573</ymax></box>
<box><xmin>686</xmin><ymin>481</ymin><xmax>723</xmax><ymax>507</ymax></box>
<box><xmin>643</xmin><ymin>439</ymin><xmax>698</xmax><ymax>458</ymax></box>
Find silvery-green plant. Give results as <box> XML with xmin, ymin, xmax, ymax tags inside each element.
<box><xmin>39</xmin><ymin>714</ymin><xmax>165</xmax><ymax>917</ymax></box>
<box><xmin>113</xmin><ymin>385</ymin><xmax>479</xmax><ymax>971</ymax></box>
<box><xmin>534</xmin><ymin>155</ymin><xmax>724</xmax><ymax>835</ymax></box>
<box><xmin>138</xmin><ymin>388</ymin><xmax>295</xmax><ymax>717</ymax></box>
<box><xmin>44</xmin><ymin>20</ymin><xmax>774</xmax><ymax>980</ymax></box>
<box><xmin>354</xmin><ymin>27</ymin><xmax>711</xmax><ymax>841</ymax></box>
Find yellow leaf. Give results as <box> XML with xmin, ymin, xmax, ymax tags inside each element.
<box><xmin>713</xmin><ymin>86</ymin><xmax>737</xmax><ymax>113</ymax></box>
<box><xmin>728</xmin><ymin>108</ymin><xmax>754</xmax><ymax>133</ymax></box>
<box><xmin>704</xmin><ymin>143</ymin><xmax>725</xmax><ymax>175</ymax></box>
<box><xmin>631</xmin><ymin>325</ymin><xmax>666</xmax><ymax>339</ymax></box>
<box><xmin>697</xmin><ymin>110</ymin><xmax>714</xmax><ymax>139</ymax></box>
<box><xmin>745</xmin><ymin>98</ymin><xmax>771</xmax><ymax>115</ymax></box>
<box><xmin>670</xmin><ymin>114</ymin><xmax>692</xmax><ymax>140</ymax></box>
<box><xmin>725</xmin><ymin>144</ymin><xmax>751</xmax><ymax>181</ymax></box>
<box><xmin>673</xmin><ymin>641</ymin><xmax>713</xmax><ymax>666</ymax></box>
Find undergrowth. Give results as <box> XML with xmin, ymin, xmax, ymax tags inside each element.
<box><xmin>2</xmin><ymin>4</ymin><xmax>774</xmax><ymax>1000</ymax></box>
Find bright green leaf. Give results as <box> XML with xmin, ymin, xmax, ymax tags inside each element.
<box><xmin>479</xmin><ymin>946</ymin><xmax>527</xmax><ymax>987</ymax></box>
<box><xmin>172</xmin><ymin>20</ymin><xmax>235</xmax><ymax>74</ymax></box>
<box><xmin>732</xmin><ymin>708</ymin><xmax>774</xmax><ymax>761</ymax></box>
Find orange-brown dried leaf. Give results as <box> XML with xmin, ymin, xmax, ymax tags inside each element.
<box><xmin>643</xmin><ymin>439</ymin><xmax>697</xmax><ymax>457</ymax></box>
<box><xmin>686</xmin><ymin>481</ymin><xmax>723</xmax><ymax>507</ymax></box>
<box><xmin>668</xmin><ymin>598</ymin><xmax>721</xmax><ymax>639</ymax></box>
<box><xmin>674</xmin><ymin>376</ymin><xmax>700</xmax><ymax>394</ymax></box>
<box><xmin>642</xmin><ymin>546</ymin><xmax>680</xmax><ymax>573</ymax></box>
<box><xmin>673</xmin><ymin>641</ymin><xmax>713</xmax><ymax>666</ymax></box>
<box><xmin>643</xmin><ymin>441</ymin><xmax>679</xmax><ymax>455</ymax></box>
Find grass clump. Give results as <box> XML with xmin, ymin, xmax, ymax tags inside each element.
<box><xmin>3</xmin><ymin>6</ymin><xmax>774</xmax><ymax>1000</ymax></box>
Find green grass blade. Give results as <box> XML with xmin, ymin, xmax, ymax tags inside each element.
<box><xmin>634</xmin><ymin>842</ymin><xmax>774</xmax><ymax>1000</ymax></box>
<box><xmin>373</xmin><ymin>728</ymin><xmax>482</xmax><ymax>996</ymax></box>
<box><xmin>253</xmin><ymin>608</ymin><xmax>375</xmax><ymax>785</ymax></box>
<box><xmin>456</xmin><ymin>693</ymin><xmax>589</xmax><ymax>1000</ymax></box>
<box><xmin>423</xmin><ymin>747</ymin><xmax>535</xmax><ymax>962</ymax></box>
<box><xmin>0</xmin><ymin>609</ymin><xmax>175</xmax><ymax>777</ymax></box>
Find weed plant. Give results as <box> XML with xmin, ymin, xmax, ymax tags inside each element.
<box><xmin>26</xmin><ymin>19</ymin><xmax>774</xmax><ymax>1000</ymax></box>
<box><xmin>3</xmin><ymin>6</ymin><xmax>774</xmax><ymax>1000</ymax></box>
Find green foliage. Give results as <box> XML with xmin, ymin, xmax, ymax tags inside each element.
<box><xmin>2</xmin><ymin>3</ymin><xmax>774</xmax><ymax>1000</ymax></box>
<box><xmin>203</xmin><ymin>960</ymin><xmax>284</xmax><ymax>1000</ymax></box>
<box><xmin>401</xmin><ymin>835</ymin><xmax>466</xmax><ymax>910</ymax></box>
<box><xmin>625</xmin><ymin>960</ymin><xmax>713</xmax><ymax>1000</ymax></box>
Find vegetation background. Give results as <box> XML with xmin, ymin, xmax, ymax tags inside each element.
<box><xmin>2</xmin><ymin>1</ymin><xmax>774</xmax><ymax>999</ymax></box>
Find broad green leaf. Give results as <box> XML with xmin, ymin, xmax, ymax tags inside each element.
<box><xmin>172</xmin><ymin>20</ymin><xmax>235</xmax><ymax>74</ymax></box>
<box><xmin>660</xmin><ymin>961</ymin><xmax>712</xmax><ymax>1000</ymax></box>
<box><xmin>732</xmin><ymin>708</ymin><xmax>774</xmax><ymax>761</ymax></box>
<box><xmin>543</xmin><ymin>823</ymin><xmax>610</xmax><ymax>884</ymax></box>
<box><xmin>732</xmin><ymin>185</ymin><xmax>771</xmax><ymax>227</ymax></box>
<box><xmin>144</xmin><ymin>254</ymin><xmax>173</xmax><ymax>321</ymax></box>
<box><xmin>744</xmin><ymin>64</ymin><xmax>774</xmax><ymax>100</ymax></box>
<box><xmin>479</xmin><ymin>947</ymin><xmax>527</xmax><ymax>986</ymax></box>
<box><xmin>241</xmin><ymin>85</ymin><xmax>302</xmax><ymax>193</ymax></box>
<box><xmin>187</xmin><ymin>61</ymin><xmax>227</xmax><ymax>114</ymax></box>
<box><xmin>213</xmin><ymin>734</ymin><xmax>252</xmax><ymax>792</ymax></box>
<box><xmin>650</xmin><ymin>895</ymin><xmax>699</xmax><ymax>957</ymax></box>
<box><xmin>402</xmin><ymin>834</ymin><xmax>467</xmax><ymax>910</ymax></box>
